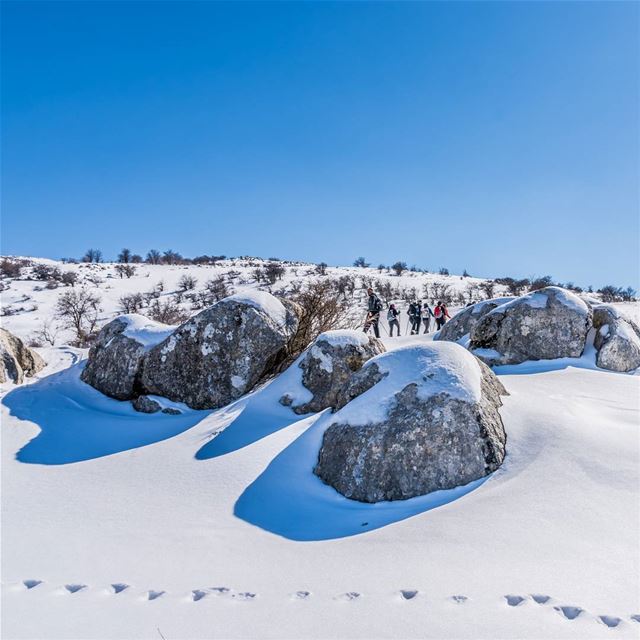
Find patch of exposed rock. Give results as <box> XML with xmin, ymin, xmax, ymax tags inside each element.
<box><xmin>314</xmin><ymin>342</ymin><xmax>508</xmax><ymax>503</ymax></box>
<box><xmin>0</xmin><ymin>328</ymin><xmax>46</xmax><ymax>385</ymax></box>
<box><xmin>280</xmin><ymin>330</ymin><xmax>385</xmax><ymax>414</ymax></box>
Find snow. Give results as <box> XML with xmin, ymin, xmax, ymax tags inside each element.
<box><xmin>118</xmin><ymin>314</ymin><xmax>175</xmax><ymax>349</ymax></box>
<box><xmin>1</xmin><ymin>259</ymin><xmax>640</xmax><ymax>639</ymax></box>
<box><xmin>488</xmin><ymin>287</ymin><xmax>590</xmax><ymax>317</ymax></box>
<box><xmin>226</xmin><ymin>289</ymin><xmax>288</xmax><ymax>328</ymax></box>
<box><xmin>331</xmin><ymin>342</ymin><xmax>482</xmax><ymax>428</ymax></box>
<box><xmin>315</xmin><ymin>329</ymin><xmax>372</xmax><ymax>347</ymax></box>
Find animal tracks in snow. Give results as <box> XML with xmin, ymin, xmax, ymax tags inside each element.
<box><xmin>9</xmin><ymin>580</ymin><xmax>639</xmax><ymax>629</ymax></box>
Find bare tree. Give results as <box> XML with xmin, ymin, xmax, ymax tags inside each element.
<box><xmin>392</xmin><ymin>261</ymin><xmax>407</xmax><ymax>276</ymax></box>
<box><xmin>117</xmin><ymin>248</ymin><xmax>132</xmax><ymax>263</ymax></box>
<box><xmin>82</xmin><ymin>248</ymin><xmax>102</xmax><ymax>263</ymax></box>
<box><xmin>479</xmin><ymin>280</ymin><xmax>496</xmax><ymax>299</ymax></box>
<box><xmin>119</xmin><ymin>292</ymin><xmax>145</xmax><ymax>314</ymax></box>
<box><xmin>285</xmin><ymin>279</ymin><xmax>353</xmax><ymax>359</ymax></box>
<box><xmin>353</xmin><ymin>257</ymin><xmax>369</xmax><ymax>268</ymax></box>
<box><xmin>147</xmin><ymin>298</ymin><xmax>190</xmax><ymax>325</ymax></box>
<box><xmin>131</xmin><ymin>254</ymin><xmax>143</xmax><ymax>263</ymax></box>
<box><xmin>146</xmin><ymin>249</ymin><xmax>162</xmax><ymax>264</ymax></box>
<box><xmin>55</xmin><ymin>288</ymin><xmax>102</xmax><ymax>345</ymax></box>
<box><xmin>178</xmin><ymin>274</ymin><xmax>198</xmax><ymax>291</ymax></box>
<box><xmin>315</xmin><ymin>262</ymin><xmax>328</xmax><ymax>276</ymax></box>
<box><xmin>31</xmin><ymin>319</ymin><xmax>61</xmax><ymax>347</ymax></box>
<box><xmin>115</xmin><ymin>264</ymin><xmax>136</xmax><ymax>278</ymax></box>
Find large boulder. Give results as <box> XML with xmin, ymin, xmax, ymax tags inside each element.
<box><xmin>314</xmin><ymin>342</ymin><xmax>508</xmax><ymax>503</ymax></box>
<box><xmin>141</xmin><ymin>291</ymin><xmax>301</xmax><ymax>410</ymax></box>
<box><xmin>435</xmin><ymin>297</ymin><xmax>515</xmax><ymax>344</ymax></box>
<box><xmin>280</xmin><ymin>330</ymin><xmax>385</xmax><ymax>414</ymax></box>
<box><xmin>80</xmin><ymin>314</ymin><xmax>174</xmax><ymax>400</ymax></box>
<box><xmin>593</xmin><ymin>305</ymin><xmax>640</xmax><ymax>372</ymax></box>
<box><xmin>0</xmin><ymin>328</ymin><xmax>45</xmax><ymax>385</ymax></box>
<box><xmin>469</xmin><ymin>287</ymin><xmax>592</xmax><ymax>366</ymax></box>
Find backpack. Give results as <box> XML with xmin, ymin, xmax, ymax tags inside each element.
<box><xmin>434</xmin><ymin>306</ymin><xmax>442</xmax><ymax>318</ymax></box>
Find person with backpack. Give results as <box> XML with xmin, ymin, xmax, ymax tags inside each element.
<box><xmin>422</xmin><ymin>301</ymin><xmax>435</xmax><ymax>334</ymax></box>
<box><xmin>434</xmin><ymin>301</ymin><xmax>451</xmax><ymax>330</ymax></box>
<box><xmin>408</xmin><ymin>300</ymin><xmax>422</xmax><ymax>335</ymax></box>
<box><xmin>387</xmin><ymin>303</ymin><xmax>400</xmax><ymax>337</ymax></box>
<box><xmin>364</xmin><ymin>287</ymin><xmax>383</xmax><ymax>338</ymax></box>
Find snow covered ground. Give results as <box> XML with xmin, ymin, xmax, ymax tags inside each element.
<box><xmin>2</xmin><ymin>259</ymin><xmax>639</xmax><ymax>639</ymax></box>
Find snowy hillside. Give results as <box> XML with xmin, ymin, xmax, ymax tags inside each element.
<box><xmin>1</xmin><ymin>258</ymin><xmax>639</xmax><ymax>640</ymax></box>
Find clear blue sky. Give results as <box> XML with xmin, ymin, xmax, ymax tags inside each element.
<box><xmin>2</xmin><ymin>1</ymin><xmax>638</xmax><ymax>289</ymax></box>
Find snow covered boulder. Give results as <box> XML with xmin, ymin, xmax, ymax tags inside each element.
<box><xmin>435</xmin><ymin>297</ymin><xmax>515</xmax><ymax>344</ymax></box>
<box><xmin>81</xmin><ymin>315</ymin><xmax>174</xmax><ymax>400</ymax></box>
<box><xmin>280</xmin><ymin>330</ymin><xmax>385</xmax><ymax>414</ymax></box>
<box><xmin>469</xmin><ymin>287</ymin><xmax>591</xmax><ymax>366</ymax></box>
<box><xmin>314</xmin><ymin>342</ymin><xmax>508</xmax><ymax>503</ymax></box>
<box><xmin>593</xmin><ymin>305</ymin><xmax>640</xmax><ymax>372</ymax></box>
<box><xmin>0</xmin><ymin>328</ymin><xmax>45</xmax><ymax>385</ymax></box>
<box><xmin>141</xmin><ymin>291</ymin><xmax>301</xmax><ymax>410</ymax></box>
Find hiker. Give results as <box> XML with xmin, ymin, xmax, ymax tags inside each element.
<box><xmin>422</xmin><ymin>301</ymin><xmax>435</xmax><ymax>334</ymax></box>
<box><xmin>387</xmin><ymin>304</ymin><xmax>400</xmax><ymax>337</ymax></box>
<box><xmin>434</xmin><ymin>301</ymin><xmax>451</xmax><ymax>330</ymax></box>
<box><xmin>408</xmin><ymin>300</ymin><xmax>422</xmax><ymax>335</ymax></box>
<box><xmin>364</xmin><ymin>287</ymin><xmax>383</xmax><ymax>338</ymax></box>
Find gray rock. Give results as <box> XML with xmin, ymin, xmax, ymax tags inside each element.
<box><xmin>435</xmin><ymin>297</ymin><xmax>515</xmax><ymax>343</ymax></box>
<box><xmin>314</xmin><ymin>342</ymin><xmax>508</xmax><ymax>503</ymax></box>
<box><xmin>141</xmin><ymin>291</ymin><xmax>301</xmax><ymax>410</ymax></box>
<box><xmin>592</xmin><ymin>305</ymin><xmax>640</xmax><ymax>372</ymax></box>
<box><xmin>282</xmin><ymin>330</ymin><xmax>385</xmax><ymax>414</ymax></box>
<box><xmin>80</xmin><ymin>314</ymin><xmax>173</xmax><ymax>400</ymax></box>
<box><xmin>161</xmin><ymin>407</ymin><xmax>182</xmax><ymax>415</ymax></box>
<box><xmin>0</xmin><ymin>328</ymin><xmax>46</xmax><ymax>385</ymax></box>
<box><xmin>469</xmin><ymin>287</ymin><xmax>592</xmax><ymax>365</ymax></box>
<box><xmin>132</xmin><ymin>395</ymin><xmax>162</xmax><ymax>413</ymax></box>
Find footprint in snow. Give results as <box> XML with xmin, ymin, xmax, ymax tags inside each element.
<box><xmin>292</xmin><ymin>591</ymin><xmax>311</xmax><ymax>600</ymax></box>
<box><xmin>210</xmin><ymin>587</ymin><xmax>232</xmax><ymax>596</ymax></box>
<box><xmin>505</xmin><ymin>595</ymin><xmax>526</xmax><ymax>607</ymax></box>
<box><xmin>23</xmin><ymin>579</ymin><xmax>42</xmax><ymax>590</ymax></box>
<box><xmin>631</xmin><ymin>615</ymin><xmax>640</xmax><ymax>623</ymax></box>
<box><xmin>147</xmin><ymin>590</ymin><xmax>165</xmax><ymax>601</ymax></box>
<box><xmin>530</xmin><ymin>594</ymin><xmax>551</xmax><ymax>604</ymax></box>
<box><xmin>192</xmin><ymin>590</ymin><xmax>207</xmax><ymax>602</ymax></box>
<box><xmin>111</xmin><ymin>583</ymin><xmax>129</xmax><ymax>594</ymax></box>
<box><xmin>64</xmin><ymin>584</ymin><xmax>86</xmax><ymax>594</ymax></box>
<box><xmin>599</xmin><ymin>616</ymin><xmax>622</xmax><ymax>628</ymax></box>
<box><xmin>400</xmin><ymin>590</ymin><xmax>418</xmax><ymax>600</ymax></box>
<box><xmin>554</xmin><ymin>606</ymin><xmax>583</xmax><ymax>620</ymax></box>
<box><xmin>336</xmin><ymin>592</ymin><xmax>361</xmax><ymax>601</ymax></box>
<box><xmin>234</xmin><ymin>592</ymin><xmax>256</xmax><ymax>601</ymax></box>
<box><xmin>451</xmin><ymin>595</ymin><xmax>468</xmax><ymax>604</ymax></box>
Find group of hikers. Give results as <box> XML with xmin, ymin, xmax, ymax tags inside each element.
<box><xmin>363</xmin><ymin>287</ymin><xmax>451</xmax><ymax>338</ymax></box>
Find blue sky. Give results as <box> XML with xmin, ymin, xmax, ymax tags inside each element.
<box><xmin>2</xmin><ymin>1</ymin><xmax>638</xmax><ymax>289</ymax></box>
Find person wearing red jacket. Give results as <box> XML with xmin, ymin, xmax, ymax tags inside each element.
<box><xmin>434</xmin><ymin>301</ymin><xmax>451</xmax><ymax>330</ymax></box>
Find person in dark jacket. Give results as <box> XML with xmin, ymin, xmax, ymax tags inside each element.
<box><xmin>408</xmin><ymin>300</ymin><xmax>422</xmax><ymax>335</ymax></box>
<box><xmin>422</xmin><ymin>301</ymin><xmax>435</xmax><ymax>334</ymax></box>
<box><xmin>387</xmin><ymin>304</ymin><xmax>400</xmax><ymax>337</ymax></box>
<box><xmin>364</xmin><ymin>287</ymin><xmax>382</xmax><ymax>338</ymax></box>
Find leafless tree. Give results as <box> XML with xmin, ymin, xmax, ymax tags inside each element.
<box><xmin>55</xmin><ymin>288</ymin><xmax>102</xmax><ymax>345</ymax></box>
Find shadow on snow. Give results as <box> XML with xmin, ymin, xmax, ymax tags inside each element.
<box><xmin>3</xmin><ymin>364</ymin><xmax>206</xmax><ymax>465</ymax></box>
<box><xmin>233</xmin><ymin>410</ymin><xmax>489</xmax><ymax>542</ymax></box>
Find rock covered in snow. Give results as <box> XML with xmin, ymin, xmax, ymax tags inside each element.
<box><xmin>0</xmin><ymin>328</ymin><xmax>45</xmax><ymax>385</ymax></box>
<box><xmin>314</xmin><ymin>342</ymin><xmax>508</xmax><ymax>503</ymax></box>
<box><xmin>469</xmin><ymin>287</ymin><xmax>592</xmax><ymax>365</ymax></box>
<box><xmin>81</xmin><ymin>314</ymin><xmax>174</xmax><ymax>400</ymax></box>
<box><xmin>435</xmin><ymin>297</ymin><xmax>515</xmax><ymax>344</ymax></box>
<box><xmin>593</xmin><ymin>305</ymin><xmax>640</xmax><ymax>372</ymax></box>
<box><xmin>141</xmin><ymin>291</ymin><xmax>302</xmax><ymax>410</ymax></box>
<box><xmin>280</xmin><ymin>330</ymin><xmax>385</xmax><ymax>414</ymax></box>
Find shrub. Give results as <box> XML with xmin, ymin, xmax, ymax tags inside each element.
<box><xmin>353</xmin><ymin>257</ymin><xmax>369</xmax><ymax>268</ymax></box>
<box><xmin>115</xmin><ymin>264</ymin><xmax>137</xmax><ymax>278</ymax></box>
<box><xmin>147</xmin><ymin>298</ymin><xmax>191</xmax><ymax>325</ymax></box>
<box><xmin>55</xmin><ymin>288</ymin><xmax>102</xmax><ymax>346</ymax></box>
<box><xmin>178</xmin><ymin>274</ymin><xmax>198</xmax><ymax>291</ymax></box>
<box><xmin>119</xmin><ymin>292</ymin><xmax>145</xmax><ymax>314</ymax></box>
<box><xmin>392</xmin><ymin>261</ymin><xmax>407</xmax><ymax>276</ymax></box>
